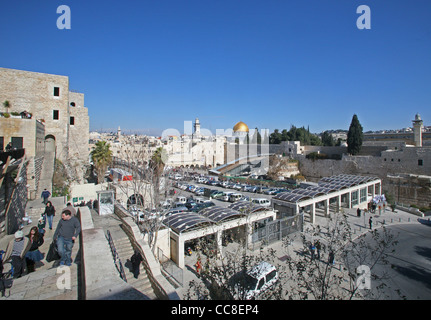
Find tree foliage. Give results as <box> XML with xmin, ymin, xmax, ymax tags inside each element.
<box><xmin>90</xmin><ymin>140</ymin><xmax>113</xmax><ymax>184</ymax></box>
<box><xmin>269</xmin><ymin>126</ymin><xmax>322</xmax><ymax>146</ymax></box>
<box><xmin>347</xmin><ymin>114</ymin><xmax>363</xmax><ymax>155</ymax></box>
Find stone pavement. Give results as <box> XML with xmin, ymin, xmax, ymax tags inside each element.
<box><xmin>176</xmin><ymin>206</ymin><xmax>422</xmax><ymax>299</ymax></box>
<box><xmin>0</xmin><ymin>196</ymin><xmax>80</xmax><ymax>300</ymax></box>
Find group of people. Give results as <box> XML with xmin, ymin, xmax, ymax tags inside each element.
<box><xmin>1</xmin><ymin>200</ymin><xmax>81</xmax><ymax>279</ymax></box>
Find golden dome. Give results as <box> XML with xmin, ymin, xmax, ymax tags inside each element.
<box><xmin>233</xmin><ymin>121</ymin><xmax>249</xmax><ymax>133</ymax></box>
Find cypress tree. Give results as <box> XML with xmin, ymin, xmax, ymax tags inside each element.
<box><xmin>347</xmin><ymin>114</ymin><xmax>363</xmax><ymax>155</ymax></box>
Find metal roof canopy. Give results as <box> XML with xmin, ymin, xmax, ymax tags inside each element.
<box><xmin>200</xmin><ymin>206</ymin><xmax>245</xmax><ymax>223</ymax></box>
<box><xmin>163</xmin><ymin>212</ymin><xmax>213</xmax><ymax>233</ymax></box>
<box><xmin>274</xmin><ymin>174</ymin><xmax>380</xmax><ymax>204</ymax></box>
<box><xmin>228</xmin><ymin>201</ymin><xmax>266</xmax><ymax>214</ymax></box>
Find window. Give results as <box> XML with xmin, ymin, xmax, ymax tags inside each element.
<box><xmin>266</xmin><ymin>270</ymin><xmax>277</xmax><ymax>282</ymax></box>
<box><xmin>53</xmin><ymin>110</ymin><xmax>59</xmax><ymax>120</ymax></box>
<box><xmin>0</xmin><ymin>137</ymin><xmax>4</xmax><ymax>151</ymax></box>
<box><xmin>70</xmin><ymin>102</ymin><xmax>75</xmax><ymax>107</ymax></box>
<box><xmin>11</xmin><ymin>137</ymin><xmax>23</xmax><ymax>149</ymax></box>
<box><xmin>54</xmin><ymin>87</ymin><xmax>60</xmax><ymax>97</ymax></box>
<box><xmin>418</xmin><ymin>159</ymin><xmax>423</xmax><ymax>166</ymax></box>
<box><xmin>70</xmin><ymin>116</ymin><xmax>75</xmax><ymax>125</ymax></box>
<box><xmin>257</xmin><ymin>278</ymin><xmax>265</xmax><ymax>290</ymax></box>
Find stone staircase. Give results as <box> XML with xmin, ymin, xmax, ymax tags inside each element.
<box><xmin>37</xmin><ymin>151</ymin><xmax>55</xmax><ymax>196</ymax></box>
<box><xmin>108</xmin><ymin>226</ymin><xmax>158</xmax><ymax>300</ymax></box>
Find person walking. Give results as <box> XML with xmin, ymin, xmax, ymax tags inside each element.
<box><xmin>357</xmin><ymin>208</ymin><xmax>361</xmax><ymax>217</ymax></box>
<box><xmin>41</xmin><ymin>189</ymin><xmax>51</xmax><ymax>204</ymax></box>
<box><xmin>25</xmin><ymin>227</ymin><xmax>44</xmax><ymax>273</ymax></box>
<box><xmin>309</xmin><ymin>242</ymin><xmax>316</xmax><ymax>261</ymax></box>
<box><xmin>328</xmin><ymin>251</ymin><xmax>335</xmax><ymax>265</ymax></box>
<box><xmin>43</xmin><ymin>201</ymin><xmax>55</xmax><ymax>230</ymax></box>
<box><xmin>2</xmin><ymin>230</ymin><xmax>32</xmax><ymax>278</ymax></box>
<box><xmin>315</xmin><ymin>240</ymin><xmax>321</xmax><ymax>260</ymax></box>
<box><xmin>64</xmin><ymin>202</ymin><xmax>77</xmax><ymax>216</ymax></box>
<box><xmin>369</xmin><ymin>217</ymin><xmax>373</xmax><ymax>230</ymax></box>
<box><xmin>130</xmin><ymin>249</ymin><xmax>143</xmax><ymax>279</ymax></box>
<box><xmin>53</xmin><ymin>210</ymin><xmax>81</xmax><ymax>266</ymax></box>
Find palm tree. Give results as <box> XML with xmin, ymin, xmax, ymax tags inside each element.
<box><xmin>91</xmin><ymin>141</ymin><xmax>113</xmax><ymax>184</ymax></box>
<box><xmin>148</xmin><ymin>147</ymin><xmax>166</xmax><ymax>184</ymax></box>
<box><xmin>3</xmin><ymin>100</ymin><xmax>10</xmax><ymax>113</ymax></box>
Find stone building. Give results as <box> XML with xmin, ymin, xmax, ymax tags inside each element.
<box><xmin>0</xmin><ymin>67</ymin><xmax>90</xmax><ymax>196</ymax></box>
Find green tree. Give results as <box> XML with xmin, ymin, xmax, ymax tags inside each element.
<box><xmin>347</xmin><ymin>114</ymin><xmax>363</xmax><ymax>155</ymax></box>
<box><xmin>3</xmin><ymin>100</ymin><xmax>10</xmax><ymax>113</ymax></box>
<box><xmin>321</xmin><ymin>131</ymin><xmax>336</xmax><ymax>146</ymax></box>
<box><xmin>90</xmin><ymin>141</ymin><xmax>113</xmax><ymax>184</ymax></box>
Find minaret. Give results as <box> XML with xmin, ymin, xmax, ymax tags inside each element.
<box><xmin>412</xmin><ymin>113</ymin><xmax>423</xmax><ymax>147</ymax></box>
<box><xmin>117</xmin><ymin>126</ymin><xmax>122</xmax><ymax>140</ymax></box>
<box><xmin>194</xmin><ymin>118</ymin><xmax>201</xmax><ymax>136</ymax></box>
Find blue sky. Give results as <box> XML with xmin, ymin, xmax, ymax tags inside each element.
<box><xmin>1</xmin><ymin>0</ymin><xmax>430</xmax><ymax>135</ymax></box>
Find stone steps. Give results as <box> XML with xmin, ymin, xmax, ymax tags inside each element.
<box><xmin>110</xmin><ymin>232</ymin><xmax>158</xmax><ymax>300</ymax></box>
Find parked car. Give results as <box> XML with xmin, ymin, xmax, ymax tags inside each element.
<box><xmin>229</xmin><ymin>261</ymin><xmax>278</xmax><ymax>300</ymax></box>
<box><xmin>229</xmin><ymin>193</ymin><xmax>243</xmax><ymax>203</ymax></box>
<box><xmin>220</xmin><ymin>191</ymin><xmax>234</xmax><ymax>201</ymax></box>
<box><xmin>210</xmin><ymin>190</ymin><xmax>224</xmax><ymax>199</ymax></box>
<box><xmin>190</xmin><ymin>201</ymin><xmax>215</xmax><ymax>212</ymax></box>
<box><xmin>175</xmin><ymin>196</ymin><xmax>187</xmax><ymax>204</ymax></box>
<box><xmin>166</xmin><ymin>207</ymin><xmax>188</xmax><ymax>216</ymax></box>
<box><xmin>251</xmin><ymin>198</ymin><xmax>271</xmax><ymax>207</ymax></box>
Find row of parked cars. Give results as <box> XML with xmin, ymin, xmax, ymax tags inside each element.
<box><xmin>173</xmin><ymin>181</ymin><xmax>272</xmax><ymax>207</ymax></box>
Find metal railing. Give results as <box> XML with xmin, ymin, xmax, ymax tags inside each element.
<box><xmin>106</xmin><ymin>230</ymin><xmax>127</xmax><ymax>283</ymax></box>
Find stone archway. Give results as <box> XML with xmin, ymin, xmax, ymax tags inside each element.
<box><xmin>45</xmin><ymin>134</ymin><xmax>56</xmax><ymax>153</ymax></box>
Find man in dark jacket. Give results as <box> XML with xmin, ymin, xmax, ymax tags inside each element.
<box><xmin>53</xmin><ymin>210</ymin><xmax>81</xmax><ymax>266</ymax></box>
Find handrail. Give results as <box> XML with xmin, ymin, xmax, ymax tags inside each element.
<box><xmin>106</xmin><ymin>230</ymin><xmax>127</xmax><ymax>282</ymax></box>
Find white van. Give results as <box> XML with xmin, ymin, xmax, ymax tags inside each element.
<box><xmin>175</xmin><ymin>196</ymin><xmax>187</xmax><ymax>204</ymax></box>
<box><xmin>230</xmin><ymin>261</ymin><xmax>278</xmax><ymax>300</ymax></box>
<box><xmin>198</xmin><ymin>177</ymin><xmax>207</xmax><ymax>183</ymax></box>
<box><xmin>251</xmin><ymin>198</ymin><xmax>271</xmax><ymax>207</ymax></box>
<box><xmin>229</xmin><ymin>193</ymin><xmax>243</xmax><ymax>203</ymax></box>
<box><xmin>221</xmin><ymin>191</ymin><xmax>234</xmax><ymax>202</ymax></box>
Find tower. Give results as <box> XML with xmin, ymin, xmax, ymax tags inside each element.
<box><xmin>412</xmin><ymin>113</ymin><xmax>423</xmax><ymax>147</ymax></box>
<box><xmin>117</xmin><ymin>126</ymin><xmax>122</xmax><ymax>140</ymax></box>
<box><xmin>194</xmin><ymin>118</ymin><xmax>201</xmax><ymax>136</ymax></box>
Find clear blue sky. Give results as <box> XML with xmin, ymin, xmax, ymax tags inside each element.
<box><xmin>1</xmin><ymin>0</ymin><xmax>430</xmax><ymax>135</ymax></box>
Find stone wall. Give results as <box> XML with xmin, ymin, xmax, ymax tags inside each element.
<box><xmin>0</xmin><ymin>67</ymin><xmax>70</xmax><ymax>162</ymax></box>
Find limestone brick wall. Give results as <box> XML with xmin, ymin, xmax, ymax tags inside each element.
<box><xmin>69</xmin><ymin>92</ymin><xmax>89</xmax><ymax>163</ymax></box>
<box><xmin>0</xmin><ymin>117</ymin><xmax>38</xmax><ymax>157</ymax></box>
<box><xmin>0</xmin><ymin>67</ymin><xmax>70</xmax><ymax>162</ymax></box>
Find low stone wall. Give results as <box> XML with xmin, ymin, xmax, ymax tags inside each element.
<box><xmin>114</xmin><ymin>204</ymin><xmax>180</xmax><ymax>300</ymax></box>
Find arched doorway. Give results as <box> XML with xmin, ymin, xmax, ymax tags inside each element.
<box><xmin>127</xmin><ymin>194</ymin><xmax>144</xmax><ymax>209</ymax></box>
<box><xmin>45</xmin><ymin>135</ymin><xmax>56</xmax><ymax>153</ymax></box>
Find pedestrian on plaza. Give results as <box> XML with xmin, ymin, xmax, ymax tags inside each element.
<box><xmin>369</xmin><ymin>217</ymin><xmax>373</xmax><ymax>230</ymax></box>
<box><xmin>315</xmin><ymin>240</ymin><xmax>321</xmax><ymax>260</ymax></box>
<box><xmin>25</xmin><ymin>226</ymin><xmax>44</xmax><ymax>273</ymax></box>
<box><xmin>53</xmin><ymin>209</ymin><xmax>81</xmax><ymax>266</ymax></box>
<box><xmin>309</xmin><ymin>243</ymin><xmax>316</xmax><ymax>261</ymax></box>
<box><xmin>2</xmin><ymin>230</ymin><xmax>31</xmax><ymax>278</ymax></box>
<box><xmin>328</xmin><ymin>251</ymin><xmax>335</xmax><ymax>265</ymax></box>
<box><xmin>64</xmin><ymin>202</ymin><xmax>77</xmax><ymax>217</ymax></box>
<box><xmin>41</xmin><ymin>189</ymin><xmax>51</xmax><ymax>204</ymax></box>
<box><xmin>37</xmin><ymin>216</ymin><xmax>46</xmax><ymax>235</ymax></box>
<box><xmin>357</xmin><ymin>208</ymin><xmax>361</xmax><ymax>217</ymax></box>
<box><xmin>43</xmin><ymin>201</ymin><xmax>55</xmax><ymax>230</ymax></box>
<box><xmin>130</xmin><ymin>249</ymin><xmax>143</xmax><ymax>279</ymax></box>
<box><xmin>195</xmin><ymin>258</ymin><xmax>202</xmax><ymax>274</ymax></box>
